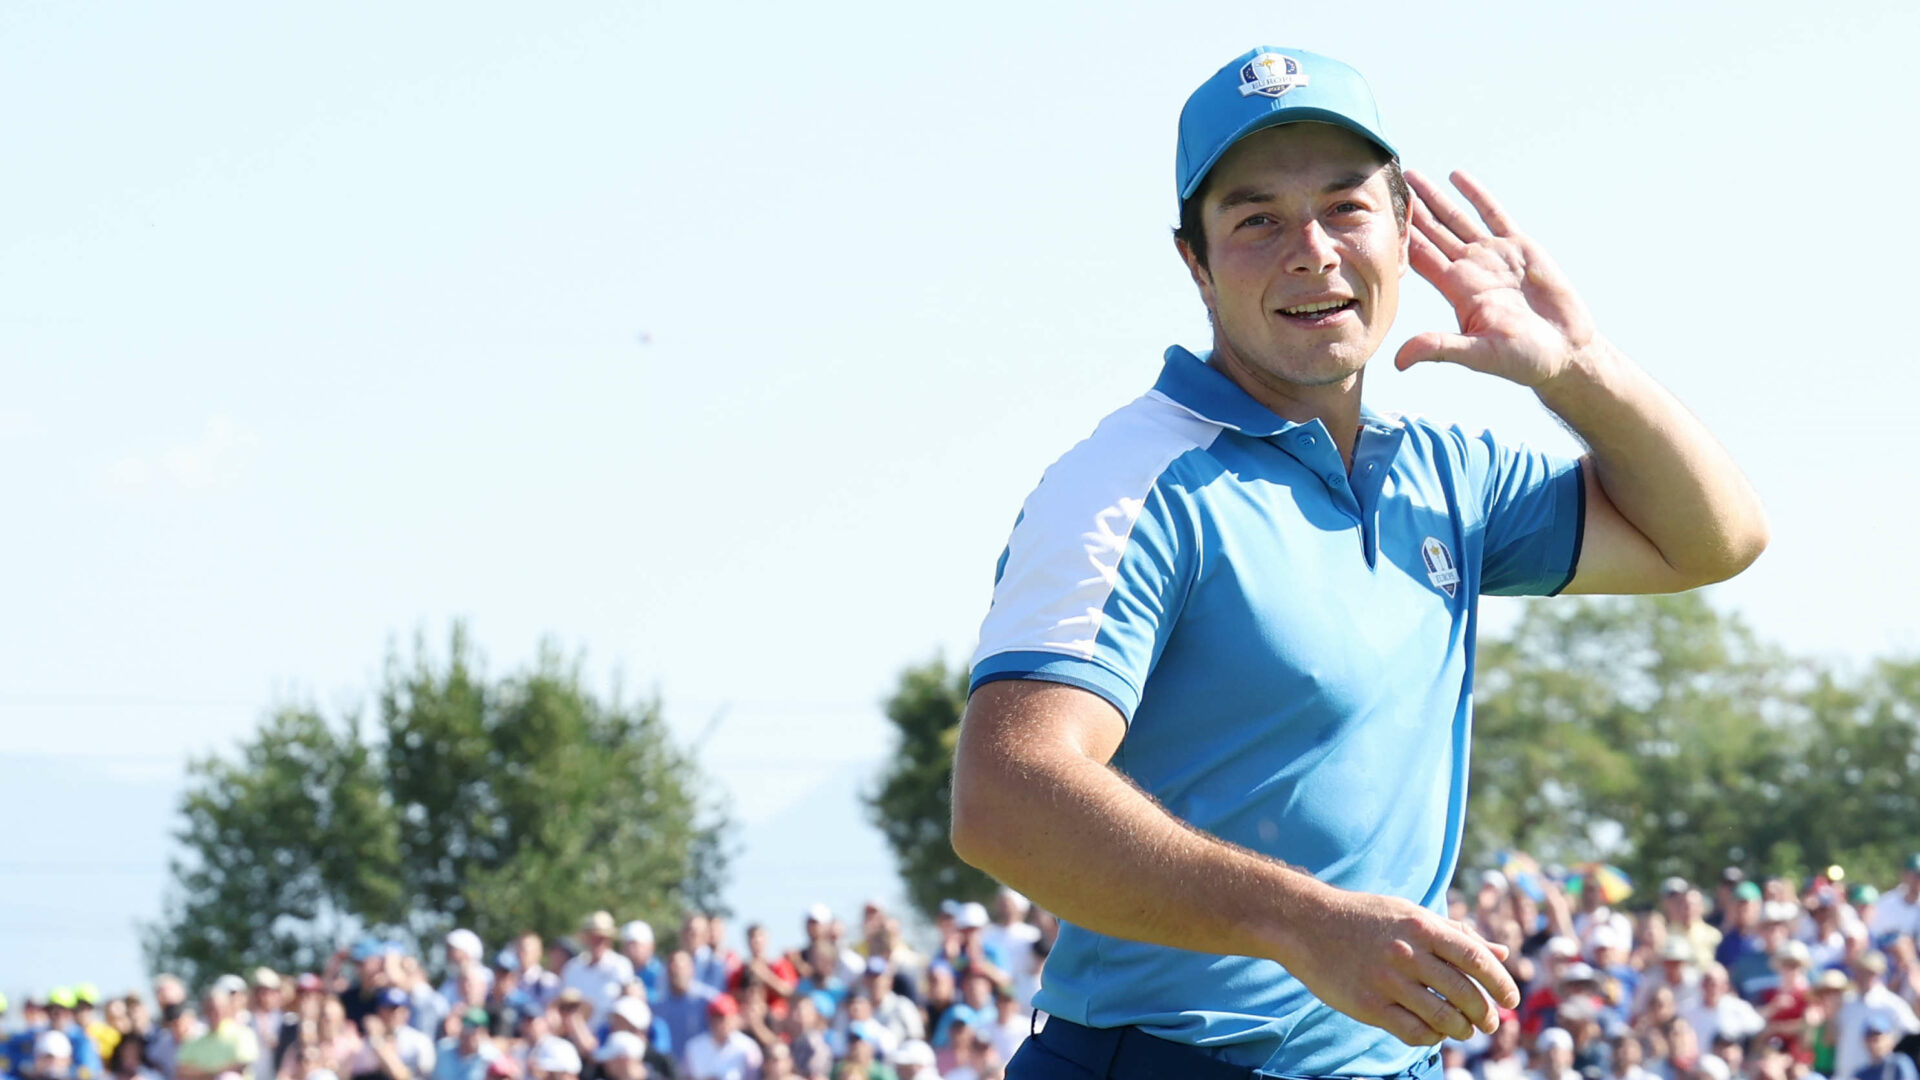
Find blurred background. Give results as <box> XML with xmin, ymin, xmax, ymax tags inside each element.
<box><xmin>4</xmin><ymin>1</ymin><xmax>1919</xmax><ymax>1077</ymax></box>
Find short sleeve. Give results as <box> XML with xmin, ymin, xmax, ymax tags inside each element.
<box><xmin>968</xmin><ymin>400</ymin><xmax>1218</xmax><ymax>721</ymax></box>
<box><xmin>969</xmin><ymin>476</ymin><xmax>1196</xmax><ymax>722</ymax></box>
<box><xmin>1475</xmin><ymin>432</ymin><xmax>1587</xmax><ymax>597</ymax></box>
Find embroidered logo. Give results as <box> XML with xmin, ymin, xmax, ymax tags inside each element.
<box><xmin>1238</xmin><ymin>53</ymin><xmax>1310</xmax><ymax>98</ymax></box>
<box><xmin>1422</xmin><ymin>536</ymin><xmax>1460</xmax><ymax>597</ymax></box>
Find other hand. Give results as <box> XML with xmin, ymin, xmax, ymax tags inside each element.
<box><xmin>1284</xmin><ymin>887</ymin><xmax>1520</xmax><ymax>1046</ymax></box>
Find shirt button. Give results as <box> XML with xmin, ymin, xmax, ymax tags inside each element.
<box><xmin>1328</xmin><ymin>473</ymin><xmax>1345</xmax><ymax>486</ymax></box>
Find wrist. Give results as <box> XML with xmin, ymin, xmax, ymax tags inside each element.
<box><xmin>1246</xmin><ymin>865</ymin><xmax>1339</xmax><ymax>968</ymax></box>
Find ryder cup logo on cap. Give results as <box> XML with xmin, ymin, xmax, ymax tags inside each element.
<box><xmin>1176</xmin><ymin>46</ymin><xmax>1396</xmax><ymax>208</ymax></box>
<box><xmin>1238</xmin><ymin>52</ymin><xmax>1309</xmax><ymax>98</ymax></box>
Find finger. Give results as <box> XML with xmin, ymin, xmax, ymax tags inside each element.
<box><xmin>1430</xmin><ymin>926</ymin><xmax>1522</xmax><ymax>1009</ymax></box>
<box><xmin>1410</xmin><ymin>195</ymin><xmax>1467</xmax><ymax>261</ymax></box>
<box><xmin>1379</xmin><ymin>1001</ymin><xmax>1446</xmax><ymax>1047</ymax></box>
<box><xmin>1413</xmin><ymin>951</ymin><xmax>1498</xmax><ymax>1034</ymax></box>
<box><xmin>1394</xmin><ymin>331</ymin><xmax>1500</xmax><ymax>373</ymax></box>
<box><xmin>1392</xmin><ymin>975</ymin><xmax>1475</xmax><ymax>1042</ymax></box>
<box><xmin>1405</xmin><ymin>169</ymin><xmax>1489</xmax><ymax>245</ymax></box>
<box><xmin>1407</xmin><ymin>228</ymin><xmax>1454</xmax><ymax>284</ymax></box>
<box><xmin>1450</xmin><ymin>170</ymin><xmax>1520</xmax><ymax>238</ymax></box>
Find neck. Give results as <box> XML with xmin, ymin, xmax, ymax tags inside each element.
<box><xmin>1207</xmin><ymin>337</ymin><xmax>1365</xmax><ymax>468</ymax></box>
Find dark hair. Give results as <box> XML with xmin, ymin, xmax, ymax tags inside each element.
<box><xmin>1174</xmin><ymin>154</ymin><xmax>1409</xmax><ymax>272</ymax></box>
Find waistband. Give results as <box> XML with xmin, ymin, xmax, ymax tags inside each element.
<box><xmin>1034</xmin><ymin>1016</ymin><xmax>1444</xmax><ymax>1080</ymax></box>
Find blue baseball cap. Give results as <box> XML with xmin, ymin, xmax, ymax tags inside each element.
<box><xmin>1176</xmin><ymin>47</ymin><xmax>1397</xmax><ymax>210</ymax></box>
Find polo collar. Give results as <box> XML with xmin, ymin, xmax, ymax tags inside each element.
<box><xmin>1152</xmin><ymin>346</ymin><xmax>1403</xmax><ymax>437</ymax></box>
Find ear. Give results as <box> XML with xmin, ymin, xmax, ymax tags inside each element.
<box><xmin>1174</xmin><ymin>236</ymin><xmax>1217</xmax><ymax>313</ymax></box>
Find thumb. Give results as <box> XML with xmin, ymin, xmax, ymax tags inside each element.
<box><xmin>1394</xmin><ymin>331</ymin><xmax>1496</xmax><ymax>372</ymax></box>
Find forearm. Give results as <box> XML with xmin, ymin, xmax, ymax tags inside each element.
<box><xmin>1535</xmin><ymin>337</ymin><xmax>1767</xmax><ymax>588</ymax></box>
<box><xmin>951</xmin><ymin>693</ymin><xmax>1331</xmax><ymax>966</ymax></box>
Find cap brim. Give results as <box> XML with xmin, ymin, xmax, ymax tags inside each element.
<box><xmin>1180</xmin><ymin>107</ymin><xmax>1398</xmax><ymax>203</ymax></box>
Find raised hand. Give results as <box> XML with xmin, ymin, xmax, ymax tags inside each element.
<box><xmin>1396</xmin><ymin>169</ymin><xmax>1598</xmax><ymax>389</ymax></box>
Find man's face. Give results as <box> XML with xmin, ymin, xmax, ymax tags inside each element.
<box><xmin>622</xmin><ymin>939</ymin><xmax>653</xmax><ymax>967</ymax></box>
<box><xmin>748</xmin><ymin>926</ymin><xmax>769</xmax><ymax>958</ymax></box>
<box><xmin>378</xmin><ymin>1004</ymin><xmax>408</xmax><ymax>1030</ymax></box>
<box><xmin>682</xmin><ymin>915</ymin><xmax>709</xmax><ymax>951</ymax></box>
<box><xmin>667</xmin><ymin>952</ymin><xmax>694</xmax><ymax>993</ymax></box>
<box><xmin>1180</xmin><ymin>123</ymin><xmax>1407</xmax><ymax>399</ymax></box>
<box><xmin>518</xmin><ymin>933</ymin><xmax>543</xmax><ymax>971</ymax></box>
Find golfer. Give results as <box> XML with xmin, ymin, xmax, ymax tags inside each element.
<box><xmin>951</xmin><ymin>45</ymin><xmax>1767</xmax><ymax>1080</ymax></box>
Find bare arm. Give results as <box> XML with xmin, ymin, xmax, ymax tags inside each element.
<box><xmin>951</xmin><ymin>678</ymin><xmax>1518</xmax><ymax>1046</ymax></box>
<box><xmin>1541</xmin><ymin>339</ymin><xmax>1768</xmax><ymax>593</ymax></box>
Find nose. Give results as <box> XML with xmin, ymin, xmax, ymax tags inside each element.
<box><xmin>1286</xmin><ymin>220</ymin><xmax>1339</xmax><ymax>276</ymax></box>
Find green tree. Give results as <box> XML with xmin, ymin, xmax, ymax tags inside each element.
<box><xmin>144</xmin><ymin>625</ymin><xmax>729</xmax><ymax>989</ymax></box>
<box><xmin>1467</xmin><ymin>594</ymin><xmax>1920</xmax><ymax>892</ymax></box>
<box><xmin>866</xmin><ymin>655</ymin><xmax>998</xmax><ymax>919</ymax></box>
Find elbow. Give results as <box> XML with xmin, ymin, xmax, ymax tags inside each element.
<box><xmin>1680</xmin><ymin>514</ymin><xmax>1771</xmax><ymax>590</ymax></box>
<box><xmin>948</xmin><ymin>759</ymin><xmax>999</xmax><ymax>873</ymax></box>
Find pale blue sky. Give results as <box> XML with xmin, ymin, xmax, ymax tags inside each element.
<box><xmin>4</xmin><ymin>0</ymin><xmax>1917</xmax><ymax>1001</ymax></box>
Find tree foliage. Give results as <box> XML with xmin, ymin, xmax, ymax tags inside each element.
<box><xmin>144</xmin><ymin>625</ymin><xmax>730</xmax><ymax>989</ymax></box>
<box><xmin>866</xmin><ymin>598</ymin><xmax>1920</xmax><ymax>921</ymax></box>
<box><xmin>865</xmin><ymin>655</ymin><xmax>998</xmax><ymax>919</ymax></box>
<box><xmin>1467</xmin><ymin>594</ymin><xmax>1920</xmax><ymax>890</ymax></box>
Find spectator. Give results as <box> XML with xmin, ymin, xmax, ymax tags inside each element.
<box><xmin>562</xmin><ymin>915</ymin><xmax>636</xmax><ymax>1030</ymax></box>
<box><xmin>107</xmin><ymin>1033</ymin><xmax>159</xmax><ymax>1080</ymax></box>
<box><xmin>609</xmin><ymin>996</ymin><xmax>673</xmax><ymax>1063</ymax></box>
<box><xmin>679</xmin><ymin>916</ymin><xmax>721</xmax><ymax>997</ymax></box>
<box><xmin>1475</xmin><ymin>1010</ymin><xmax>1526</xmax><ymax>1080</ymax></box>
<box><xmin>250</xmin><ymin>972</ymin><xmax>291</xmax><ymax>1080</ymax></box>
<box><xmin>943</xmin><ymin>907</ymin><xmax>1006</xmax><ymax>993</ymax></box>
<box><xmin>977</xmin><ymin>991</ymin><xmax>1024</xmax><ymax>1067</ymax></box>
<box><xmin>651</xmin><ymin>954</ymin><xmax>715</xmax><ymax>1067</ymax></box>
<box><xmin>1603</xmin><ymin>1034</ymin><xmax>1649</xmax><ymax>1080</ymax></box>
<box><xmin>1679</xmin><ymin>963</ymin><xmax>1761</xmax><ymax>1050</ymax></box>
<box><xmin>441</xmin><ymin>934</ymin><xmax>494</xmax><ymax>1008</ymax></box>
<box><xmin>832</xmin><ymin>1026</ymin><xmax>893</xmax><ymax>1080</ymax></box>
<box><xmin>146</xmin><ymin>1004</ymin><xmax>204</xmax><ymax>1080</ymax></box>
<box><xmin>1589</xmin><ymin>925</ymin><xmax>1639</xmax><ymax>1007</ymax></box>
<box><xmin>513</xmin><ymin>934</ymin><xmax>562</xmax><ymax>1014</ymax></box>
<box><xmin>1854</xmin><ymin>1015</ymin><xmax>1917</xmax><ymax>1080</ymax></box>
<box><xmin>617</xmin><ymin>925</ymin><xmax>665</xmax><ymax>1001</ymax></box>
<box><xmin>431</xmin><ymin>1011</ymin><xmax>497</xmax><ymax>1080</ymax></box>
<box><xmin>679</xmin><ymin>997</ymin><xmax>759</xmax><ymax>1080</ymax></box>
<box><xmin>1736</xmin><ymin>903</ymin><xmax>1802</xmax><ymax>999</ymax></box>
<box><xmin>551</xmin><ymin>991</ymin><xmax>599</xmax><ymax>1065</ymax></box>
<box><xmin>856</xmin><ymin>962</ymin><xmax>920</xmax><ymax>1051</ymax></box>
<box><xmin>1634</xmin><ymin>940</ymin><xmax>1700</xmax><ymax>1016</ymax></box>
<box><xmin>588</xmin><ymin>1034</ymin><xmax>646</xmax><ymax>1080</ymax></box>
<box><xmin>1836</xmin><ymin>952</ymin><xmax>1920</xmax><ymax>1080</ymax></box>
<box><xmin>705</xmin><ymin>919</ymin><xmax>743</xmax><ymax>992</ymax></box>
<box><xmin>783</xmin><ymin>997</ymin><xmax>832</xmax><ymax>1080</ymax></box>
<box><xmin>890</xmin><ymin>1042</ymin><xmax>937</xmax><ymax>1080</ymax></box>
<box><xmin>46</xmin><ymin>989</ymin><xmax>103</xmax><ymax>1080</ymax></box>
<box><xmin>1869</xmin><ymin>857</ymin><xmax>1920</xmax><ymax>946</ymax></box>
<box><xmin>1659</xmin><ymin>882</ymin><xmax>1723</xmax><ymax>974</ymax></box>
<box><xmin>27</xmin><ymin>1031</ymin><xmax>75</xmax><ymax>1080</ymax></box>
<box><xmin>346</xmin><ymin>990</ymin><xmax>436</xmax><ymax>1080</ymax></box>
<box><xmin>1757</xmin><ymin>941</ymin><xmax>1816</xmax><ymax>1064</ymax></box>
<box><xmin>177</xmin><ymin>978</ymin><xmax>261</xmax><ymax>1080</ymax></box>
<box><xmin>526</xmin><ymin>1039</ymin><xmax>581</xmax><ymax>1080</ymax></box>
<box><xmin>927</xmin><ymin>973</ymin><xmax>992</xmax><ymax>1052</ymax></box>
<box><xmin>759</xmin><ymin>1042</ymin><xmax>798</xmax><ymax>1080</ymax></box>
<box><xmin>1713</xmin><ymin>882</ymin><xmax>1766</xmax><ymax>973</ymax></box>
<box><xmin>76</xmin><ymin>985</ymin><xmax>121</xmax><ymax>1066</ymax></box>
<box><xmin>977</xmin><ymin>892</ymin><xmax>1039</xmax><ymax>1012</ymax></box>
<box><xmin>1529</xmin><ymin>1029</ymin><xmax>1578</xmax><ymax>1080</ymax></box>
<box><xmin>732</xmin><ymin>926</ymin><xmax>798</xmax><ymax>1020</ymax></box>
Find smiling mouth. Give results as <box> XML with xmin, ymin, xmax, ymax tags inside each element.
<box><xmin>1276</xmin><ymin>298</ymin><xmax>1357</xmax><ymax>326</ymax></box>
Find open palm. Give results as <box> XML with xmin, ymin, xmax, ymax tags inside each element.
<box><xmin>1395</xmin><ymin>169</ymin><xmax>1597</xmax><ymax>389</ymax></box>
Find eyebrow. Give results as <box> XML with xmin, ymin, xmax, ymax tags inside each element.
<box><xmin>1212</xmin><ymin>173</ymin><xmax>1375</xmax><ymax>212</ymax></box>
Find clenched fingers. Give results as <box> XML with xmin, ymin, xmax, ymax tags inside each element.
<box><xmin>1430</xmin><ymin>925</ymin><xmax>1521</xmax><ymax>1009</ymax></box>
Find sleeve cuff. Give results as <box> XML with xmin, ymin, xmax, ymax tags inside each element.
<box><xmin>968</xmin><ymin>650</ymin><xmax>1140</xmax><ymax>722</ymax></box>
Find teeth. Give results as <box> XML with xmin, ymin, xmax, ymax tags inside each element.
<box><xmin>1282</xmin><ymin>299</ymin><xmax>1351</xmax><ymax>315</ymax></box>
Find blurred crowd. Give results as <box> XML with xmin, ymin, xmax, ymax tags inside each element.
<box><xmin>1</xmin><ymin>891</ymin><xmax>1051</xmax><ymax>1080</ymax></box>
<box><xmin>1439</xmin><ymin>857</ymin><xmax>1920</xmax><ymax>1080</ymax></box>
<box><xmin>7</xmin><ymin>857</ymin><xmax>1920</xmax><ymax>1080</ymax></box>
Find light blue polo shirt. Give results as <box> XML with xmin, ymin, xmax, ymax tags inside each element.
<box><xmin>969</xmin><ymin>345</ymin><xmax>1585</xmax><ymax>1078</ymax></box>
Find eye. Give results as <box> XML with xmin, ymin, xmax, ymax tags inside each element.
<box><xmin>1332</xmin><ymin>201</ymin><xmax>1367</xmax><ymax>215</ymax></box>
<box><xmin>1236</xmin><ymin>213</ymin><xmax>1274</xmax><ymax>230</ymax></box>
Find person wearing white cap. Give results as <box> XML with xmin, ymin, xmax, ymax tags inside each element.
<box><xmin>592</xmin><ymin>1032</ymin><xmax>648</xmax><ymax>1080</ymax></box>
<box><xmin>618</xmin><ymin>922</ymin><xmax>666</xmax><ymax>999</ymax></box>
<box><xmin>893</xmin><ymin>1039</ymin><xmax>942</xmax><ymax>1080</ymax></box>
<box><xmin>527</xmin><ymin>1036</ymin><xmax>582</xmax><ymax>1080</ymax></box>
<box><xmin>1526</xmin><ymin>1028</ymin><xmax>1579</xmax><ymax>1080</ymax></box>
<box><xmin>981</xmin><ymin>888</ymin><xmax>1042</xmax><ymax>1012</ymax></box>
<box><xmin>31</xmin><ymin>1030</ymin><xmax>74</xmax><ymax>1080</ymax></box>
<box><xmin>561</xmin><ymin>912</ymin><xmax>635</xmax><ymax>1030</ymax></box>
<box><xmin>1632</xmin><ymin>937</ymin><xmax>1700</xmax><ymax>1016</ymax></box>
<box><xmin>1680</xmin><ymin>963</ymin><xmax>1762</xmax><ymax>1054</ymax></box>
<box><xmin>440</xmin><ymin>931</ymin><xmax>494</xmax><ymax>1009</ymax></box>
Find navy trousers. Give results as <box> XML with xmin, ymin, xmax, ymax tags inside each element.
<box><xmin>1006</xmin><ymin>1017</ymin><xmax>1445</xmax><ymax>1080</ymax></box>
